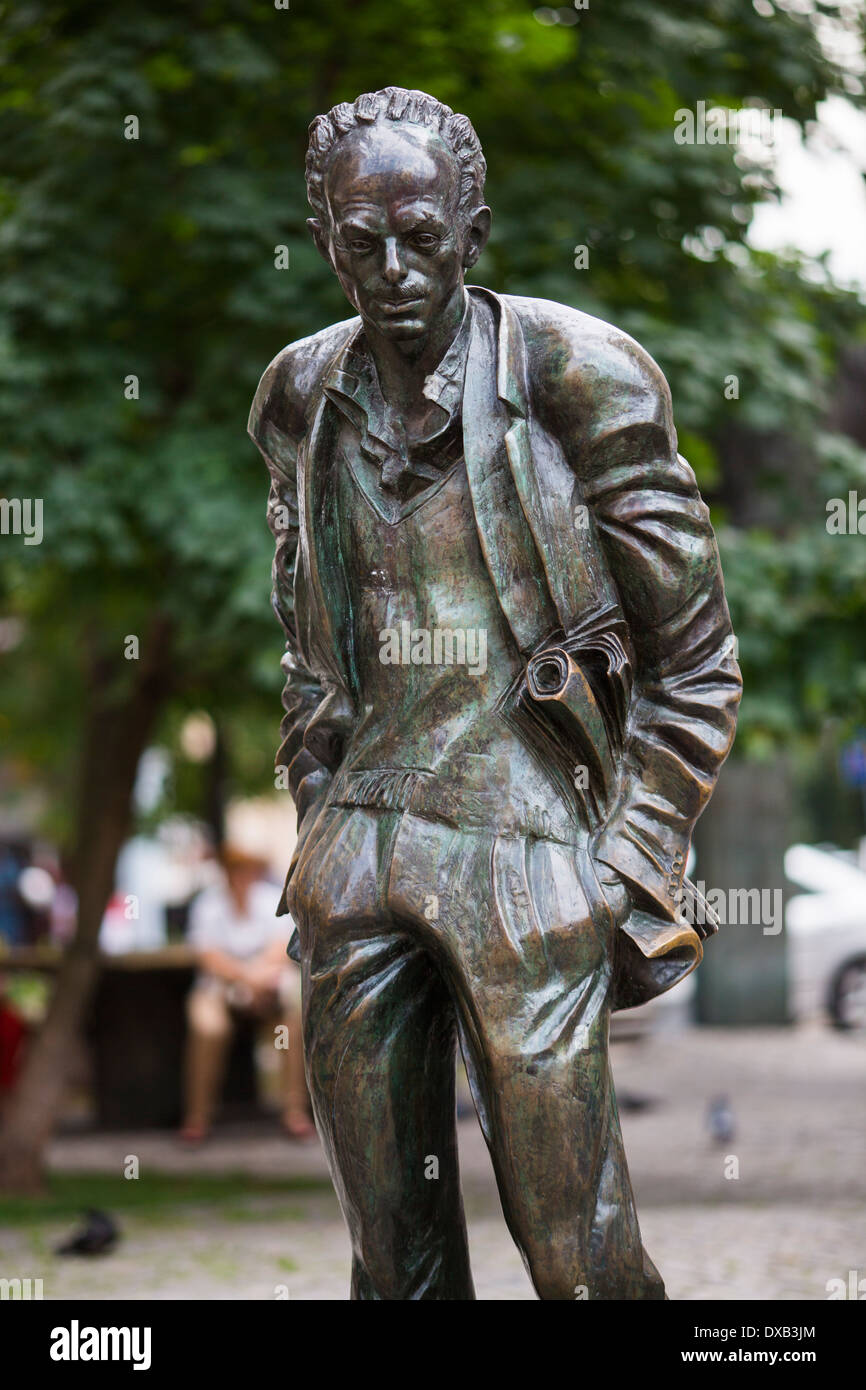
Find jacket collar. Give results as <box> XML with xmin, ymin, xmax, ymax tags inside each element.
<box><xmin>318</xmin><ymin>285</ymin><xmax>527</xmax><ymax>427</ymax></box>
<box><xmin>466</xmin><ymin>284</ymin><xmax>528</xmax><ymax>419</ymax></box>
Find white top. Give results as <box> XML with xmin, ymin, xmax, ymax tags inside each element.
<box><xmin>188</xmin><ymin>879</ymin><xmax>289</xmax><ymax>961</ymax></box>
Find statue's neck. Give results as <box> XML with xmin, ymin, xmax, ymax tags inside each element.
<box><xmin>364</xmin><ymin>285</ymin><xmax>466</xmax><ymax>415</ymax></box>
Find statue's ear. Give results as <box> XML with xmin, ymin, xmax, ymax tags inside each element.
<box><xmin>307</xmin><ymin>218</ymin><xmax>331</xmax><ymax>265</ymax></box>
<box><xmin>462</xmin><ymin>206</ymin><xmax>492</xmax><ymax>270</ymax></box>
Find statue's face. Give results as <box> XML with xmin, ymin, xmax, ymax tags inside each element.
<box><xmin>316</xmin><ymin>121</ymin><xmax>485</xmax><ymax>341</ymax></box>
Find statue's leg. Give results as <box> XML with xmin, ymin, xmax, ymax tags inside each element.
<box><xmin>289</xmin><ymin>805</ymin><xmax>475</xmax><ymax>1301</ymax></box>
<box><xmin>388</xmin><ymin>816</ymin><xmax>665</xmax><ymax>1301</ymax></box>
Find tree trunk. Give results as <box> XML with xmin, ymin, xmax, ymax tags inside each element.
<box><xmin>0</xmin><ymin>616</ymin><xmax>173</xmax><ymax>1192</ymax></box>
<box><xmin>693</xmin><ymin>756</ymin><xmax>791</xmax><ymax>1025</ymax></box>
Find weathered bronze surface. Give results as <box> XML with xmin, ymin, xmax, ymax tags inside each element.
<box><xmin>249</xmin><ymin>87</ymin><xmax>742</xmax><ymax>1300</ymax></box>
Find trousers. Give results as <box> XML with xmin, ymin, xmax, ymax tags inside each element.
<box><xmin>288</xmin><ymin>803</ymin><xmax>665</xmax><ymax>1300</ymax></box>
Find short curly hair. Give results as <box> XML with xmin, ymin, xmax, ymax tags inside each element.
<box><xmin>306</xmin><ymin>86</ymin><xmax>486</xmax><ymax>226</ymax></box>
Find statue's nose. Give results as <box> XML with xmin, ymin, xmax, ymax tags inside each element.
<box><xmin>382</xmin><ymin>237</ymin><xmax>406</xmax><ymax>284</ymax></box>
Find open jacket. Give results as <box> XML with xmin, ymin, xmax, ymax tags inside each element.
<box><xmin>248</xmin><ymin>286</ymin><xmax>742</xmax><ymax>1008</ymax></box>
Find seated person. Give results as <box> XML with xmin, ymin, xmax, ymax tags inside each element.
<box><xmin>180</xmin><ymin>845</ymin><xmax>314</xmax><ymax>1143</ymax></box>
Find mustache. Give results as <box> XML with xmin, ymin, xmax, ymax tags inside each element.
<box><xmin>374</xmin><ymin>288</ymin><xmax>426</xmax><ymax>302</ymax></box>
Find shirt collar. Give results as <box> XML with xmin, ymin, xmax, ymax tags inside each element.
<box><xmin>418</xmin><ymin>293</ymin><xmax>473</xmax><ymax>421</ymax></box>
<box><xmin>323</xmin><ymin>293</ymin><xmax>472</xmax><ymax>453</ymax></box>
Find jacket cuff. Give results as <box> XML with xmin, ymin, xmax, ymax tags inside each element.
<box><xmin>594</xmin><ymin>811</ymin><xmax>688</xmax><ymax>923</ymax></box>
<box><xmin>611</xmin><ymin>910</ymin><xmax>703</xmax><ymax>1011</ymax></box>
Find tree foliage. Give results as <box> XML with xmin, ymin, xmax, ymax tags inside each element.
<box><xmin>1</xmin><ymin>0</ymin><xmax>865</xmax><ymax>820</ymax></box>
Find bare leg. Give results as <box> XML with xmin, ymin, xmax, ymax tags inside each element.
<box><xmin>181</xmin><ymin>987</ymin><xmax>232</xmax><ymax>1141</ymax></box>
<box><xmin>279</xmin><ymin>1008</ymin><xmax>315</xmax><ymax>1138</ymax></box>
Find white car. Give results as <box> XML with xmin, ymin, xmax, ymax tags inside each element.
<box><xmin>785</xmin><ymin>842</ymin><xmax>866</xmax><ymax>1029</ymax></box>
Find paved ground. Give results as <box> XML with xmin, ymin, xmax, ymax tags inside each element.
<box><xmin>3</xmin><ymin>1022</ymin><xmax>864</xmax><ymax>1300</ymax></box>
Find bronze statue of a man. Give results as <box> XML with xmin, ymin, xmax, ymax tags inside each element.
<box><xmin>249</xmin><ymin>86</ymin><xmax>741</xmax><ymax>1300</ymax></box>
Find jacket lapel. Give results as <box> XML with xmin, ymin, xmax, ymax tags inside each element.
<box><xmin>297</xmin><ymin>379</ymin><xmax>357</xmax><ymax>699</ymax></box>
<box><xmin>463</xmin><ymin>287</ymin><xmax>559</xmax><ymax>656</ymax></box>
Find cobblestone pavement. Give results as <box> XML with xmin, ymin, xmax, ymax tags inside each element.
<box><xmin>3</xmin><ymin>1022</ymin><xmax>863</xmax><ymax>1301</ymax></box>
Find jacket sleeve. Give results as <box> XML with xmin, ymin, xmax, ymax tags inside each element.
<box><xmin>580</xmin><ymin>383</ymin><xmax>742</xmax><ymax>922</ymax></box>
<box><xmin>248</xmin><ymin>367</ymin><xmax>332</xmax><ymax>830</ymax></box>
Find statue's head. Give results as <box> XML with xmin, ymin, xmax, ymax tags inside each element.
<box><xmin>305</xmin><ymin>87</ymin><xmax>491</xmax><ymax>342</ymax></box>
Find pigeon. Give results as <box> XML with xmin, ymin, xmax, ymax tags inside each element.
<box><xmin>706</xmin><ymin>1094</ymin><xmax>736</xmax><ymax>1146</ymax></box>
<box><xmin>55</xmin><ymin>1208</ymin><xmax>119</xmax><ymax>1256</ymax></box>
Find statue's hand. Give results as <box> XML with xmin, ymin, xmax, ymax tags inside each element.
<box><xmin>592</xmin><ymin>862</ymin><xmax>632</xmax><ymax>928</ymax></box>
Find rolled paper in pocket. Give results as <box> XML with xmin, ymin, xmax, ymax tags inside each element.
<box><xmin>525</xmin><ymin>647</ymin><xmax>616</xmax><ymax>809</ymax></box>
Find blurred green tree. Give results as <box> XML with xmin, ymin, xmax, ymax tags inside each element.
<box><xmin>1</xmin><ymin>0</ymin><xmax>864</xmax><ymax>1187</ymax></box>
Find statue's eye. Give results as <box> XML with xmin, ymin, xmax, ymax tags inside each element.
<box><xmin>348</xmin><ymin>238</ymin><xmax>374</xmax><ymax>254</ymax></box>
<box><xmin>410</xmin><ymin>232</ymin><xmax>440</xmax><ymax>250</ymax></box>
